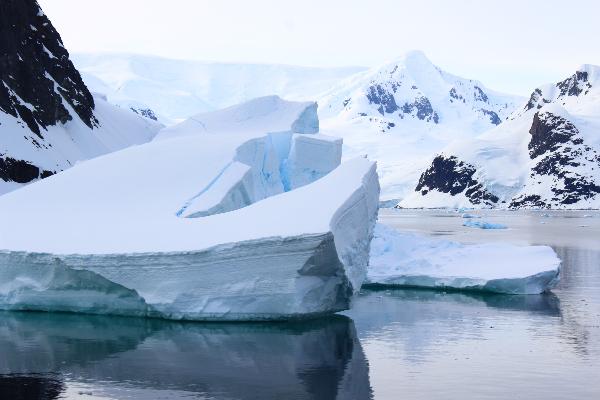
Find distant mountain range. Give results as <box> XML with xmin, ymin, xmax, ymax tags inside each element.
<box><xmin>74</xmin><ymin>51</ymin><xmax>524</xmax><ymax>200</ymax></box>
<box><xmin>401</xmin><ymin>65</ymin><xmax>600</xmax><ymax>209</ymax></box>
<box><xmin>3</xmin><ymin>2</ymin><xmax>599</xmax><ymax>209</ymax></box>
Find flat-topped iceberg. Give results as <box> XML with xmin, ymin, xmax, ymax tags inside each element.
<box><xmin>367</xmin><ymin>224</ymin><xmax>560</xmax><ymax>294</ymax></box>
<box><xmin>0</xmin><ymin>97</ymin><xmax>380</xmax><ymax>320</ymax></box>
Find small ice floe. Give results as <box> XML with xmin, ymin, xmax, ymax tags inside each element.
<box><xmin>461</xmin><ymin>213</ymin><xmax>481</xmax><ymax>219</ymax></box>
<box><xmin>366</xmin><ymin>224</ymin><xmax>561</xmax><ymax>295</ymax></box>
<box><xmin>463</xmin><ymin>220</ymin><xmax>507</xmax><ymax>229</ymax></box>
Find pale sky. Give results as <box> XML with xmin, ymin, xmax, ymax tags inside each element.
<box><xmin>38</xmin><ymin>0</ymin><xmax>600</xmax><ymax>96</ymax></box>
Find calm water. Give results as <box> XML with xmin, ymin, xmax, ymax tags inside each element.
<box><xmin>1</xmin><ymin>210</ymin><xmax>599</xmax><ymax>399</ymax></box>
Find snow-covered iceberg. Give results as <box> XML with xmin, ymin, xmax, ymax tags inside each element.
<box><xmin>366</xmin><ymin>224</ymin><xmax>560</xmax><ymax>294</ymax></box>
<box><xmin>0</xmin><ymin>96</ymin><xmax>380</xmax><ymax>321</ymax></box>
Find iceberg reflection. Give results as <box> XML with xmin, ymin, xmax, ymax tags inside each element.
<box><xmin>0</xmin><ymin>312</ymin><xmax>372</xmax><ymax>399</ymax></box>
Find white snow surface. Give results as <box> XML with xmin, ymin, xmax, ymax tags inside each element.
<box><xmin>73</xmin><ymin>53</ymin><xmax>364</xmax><ymax>123</ymax></box>
<box><xmin>0</xmin><ymin>94</ymin><xmax>162</xmax><ymax>195</ymax></box>
<box><xmin>0</xmin><ymin>97</ymin><xmax>380</xmax><ymax>321</ymax></box>
<box><xmin>367</xmin><ymin>224</ymin><xmax>560</xmax><ymax>294</ymax></box>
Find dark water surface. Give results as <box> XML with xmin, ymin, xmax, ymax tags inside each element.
<box><xmin>1</xmin><ymin>210</ymin><xmax>599</xmax><ymax>399</ymax></box>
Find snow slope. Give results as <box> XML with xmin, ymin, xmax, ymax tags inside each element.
<box><xmin>367</xmin><ymin>224</ymin><xmax>560</xmax><ymax>294</ymax></box>
<box><xmin>318</xmin><ymin>51</ymin><xmax>523</xmax><ymax>200</ymax></box>
<box><xmin>0</xmin><ymin>1</ymin><xmax>162</xmax><ymax>196</ymax></box>
<box><xmin>73</xmin><ymin>53</ymin><xmax>364</xmax><ymax>123</ymax></box>
<box><xmin>0</xmin><ymin>97</ymin><xmax>380</xmax><ymax>321</ymax></box>
<box><xmin>402</xmin><ymin>65</ymin><xmax>600</xmax><ymax>209</ymax></box>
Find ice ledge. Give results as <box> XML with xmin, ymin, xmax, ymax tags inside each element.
<box><xmin>366</xmin><ymin>224</ymin><xmax>561</xmax><ymax>295</ymax></box>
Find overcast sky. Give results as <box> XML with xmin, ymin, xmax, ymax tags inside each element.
<box><xmin>38</xmin><ymin>0</ymin><xmax>600</xmax><ymax>95</ymax></box>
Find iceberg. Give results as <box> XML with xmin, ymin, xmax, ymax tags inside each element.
<box><xmin>0</xmin><ymin>97</ymin><xmax>380</xmax><ymax>321</ymax></box>
<box><xmin>366</xmin><ymin>224</ymin><xmax>560</xmax><ymax>294</ymax></box>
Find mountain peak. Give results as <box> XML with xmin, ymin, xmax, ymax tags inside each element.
<box><xmin>380</xmin><ymin>50</ymin><xmax>436</xmax><ymax>74</ymax></box>
<box><xmin>576</xmin><ymin>64</ymin><xmax>600</xmax><ymax>81</ymax></box>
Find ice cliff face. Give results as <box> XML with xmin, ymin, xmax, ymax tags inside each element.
<box><xmin>0</xmin><ymin>0</ymin><xmax>162</xmax><ymax>195</ymax></box>
<box><xmin>0</xmin><ymin>97</ymin><xmax>380</xmax><ymax>321</ymax></box>
<box><xmin>401</xmin><ymin>65</ymin><xmax>600</xmax><ymax>209</ymax></box>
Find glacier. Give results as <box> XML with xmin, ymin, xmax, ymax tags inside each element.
<box><xmin>367</xmin><ymin>224</ymin><xmax>560</xmax><ymax>294</ymax></box>
<box><xmin>0</xmin><ymin>96</ymin><xmax>380</xmax><ymax>321</ymax></box>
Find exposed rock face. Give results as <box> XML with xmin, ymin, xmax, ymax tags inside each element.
<box><xmin>510</xmin><ymin>110</ymin><xmax>600</xmax><ymax>208</ymax></box>
<box><xmin>130</xmin><ymin>107</ymin><xmax>158</xmax><ymax>121</ymax></box>
<box><xmin>366</xmin><ymin>83</ymin><xmax>399</xmax><ymax>116</ymax></box>
<box><xmin>0</xmin><ymin>0</ymin><xmax>97</xmax><ymax>135</ymax></box>
<box><xmin>528</xmin><ymin>110</ymin><xmax>579</xmax><ymax>159</ymax></box>
<box><xmin>401</xmin><ymin>96</ymin><xmax>439</xmax><ymax>123</ymax></box>
<box><xmin>479</xmin><ymin>109</ymin><xmax>501</xmax><ymax>125</ymax></box>
<box><xmin>413</xmin><ymin>155</ymin><xmax>499</xmax><ymax>206</ymax></box>
<box><xmin>403</xmin><ymin>64</ymin><xmax>600</xmax><ymax>210</ymax></box>
<box><xmin>523</xmin><ymin>70</ymin><xmax>593</xmax><ymax>113</ymax></box>
<box><xmin>0</xmin><ymin>156</ymin><xmax>54</xmax><ymax>184</ymax></box>
<box><xmin>0</xmin><ymin>0</ymin><xmax>101</xmax><ymax>187</ymax></box>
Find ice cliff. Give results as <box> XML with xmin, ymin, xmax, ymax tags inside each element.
<box><xmin>0</xmin><ymin>96</ymin><xmax>380</xmax><ymax>321</ymax></box>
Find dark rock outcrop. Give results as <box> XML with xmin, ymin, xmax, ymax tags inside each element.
<box><xmin>524</xmin><ymin>70</ymin><xmax>593</xmax><ymax>112</ymax></box>
<box><xmin>366</xmin><ymin>83</ymin><xmax>399</xmax><ymax>116</ymax></box>
<box><xmin>401</xmin><ymin>96</ymin><xmax>439</xmax><ymax>123</ymax></box>
<box><xmin>510</xmin><ymin>110</ymin><xmax>600</xmax><ymax>208</ymax></box>
<box><xmin>479</xmin><ymin>109</ymin><xmax>501</xmax><ymax>125</ymax></box>
<box><xmin>130</xmin><ymin>107</ymin><xmax>158</xmax><ymax>121</ymax></box>
<box><xmin>0</xmin><ymin>0</ymin><xmax>97</xmax><ymax>185</ymax></box>
<box><xmin>414</xmin><ymin>155</ymin><xmax>499</xmax><ymax>206</ymax></box>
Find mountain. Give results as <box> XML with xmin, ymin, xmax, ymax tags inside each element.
<box><xmin>401</xmin><ymin>65</ymin><xmax>600</xmax><ymax>209</ymax></box>
<box><xmin>71</xmin><ymin>51</ymin><xmax>522</xmax><ymax>200</ymax></box>
<box><xmin>318</xmin><ymin>51</ymin><xmax>523</xmax><ymax>199</ymax></box>
<box><xmin>0</xmin><ymin>0</ymin><xmax>162</xmax><ymax>196</ymax></box>
<box><xmin>72</xmin><ymin>53</ymin><xmax>365</xmax><ymax>124</ymax></box>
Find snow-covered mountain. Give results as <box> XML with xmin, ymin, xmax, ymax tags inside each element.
<box><xmin>318</xmin><ymin>51</ymin><xmax>523</xmax><ymax>199</ymax></box>
<box><xmin>401</xmin><ymin>65</ymin><xmax>600</xmax><ymax>209</ymax></box>
<box><xmin>70</xmin><ymin>50</ymin><xmax>524</xmax><ymax>200</ymax></box>
<box><xmin>73</xmin><ymin>53</ymin><xmax>365</xmax><ymax>124</ymax></box>
<box><xmin>0</xmin><ymin>0</ymin><xmax>162</xmax><ymax>196</ymax></box>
